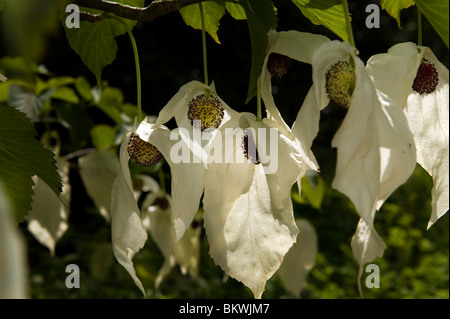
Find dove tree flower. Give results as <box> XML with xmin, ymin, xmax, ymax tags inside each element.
<box><xmin>261</xmin><ymin>30</ymin><xmax>417</xmax><ymax>293</ymax></box>
<box><xmin>112</xmin><ymin>116</ymin><xmax>213</xmax><ymax>295</ymax></box>
<box><xmin>366</xmin><ymin>42</ymin><xmax>449</xmax><ymax>229</ymax></box>
<box><xmin>153</xmin><ymin>80</ymin><xmax>239</xmax><ymax>241</ymax></box>
<box><xmin>307</xmin><ymin>40</ymin><xmax>418</xmax><ymax>294</ymax></box>
<box><xmin>203</xmin><ymin>111</ymin><xmax>303</xmax><ymax>298</ymax></box>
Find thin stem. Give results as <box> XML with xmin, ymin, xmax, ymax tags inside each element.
<box><xmin>199</xmin><ymin>2</ymin><xmax>208</xmax><ymax>87</ymax></box>
<box><xmin>342</xmin><ymin>0</ymin><xmax>356</xmax><ymax>48</ymax></box>
<box><xmin>256</xmin><ymin>75</ymin><xmax>262</xmax><ymax>122</ymax></box>
<box><xmin>158</xmin><ymin>166</ymin><xmax>166</xmax><ymax>193</ymax></box>
<box><xmin>417</xmin><ymin>7</ymin><xmax>423</xmax><ymax>46</ymax></box>
<box><xmin>109</xmin><ymin>14</ymin><xmax>142</xmax><ymax>122</ymax></box>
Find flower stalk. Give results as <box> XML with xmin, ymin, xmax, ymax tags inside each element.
<box><xmin>199</xmin><ymin>2</ymin><xmax>209</xmax><ymax>88</ymax></box>
<box><xmin>417</xmin><ymin>7</ymin><xmax>423</xmax><ymax>46</ymax></box>
<box><xmin>342</xmin><ymin>0</ymin><xmax>355</xmax><ymax>48</ymax></box>
<box><xmin>109</xmin><ymin>14</ymin><xmax>142</xmax><ymax>122</ymax></box>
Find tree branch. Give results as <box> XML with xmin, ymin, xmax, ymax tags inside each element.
<box><xmin>73</xmin><ymin>0</ymin><xmax>206</xmax><ymax>22</ymax></box>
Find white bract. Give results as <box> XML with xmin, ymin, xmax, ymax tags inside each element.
<box><xmin>153</xmin><ymin>81</ymin><xmax>238</xmax><ymax>242</ymax></box>
<box><xmin>111</xmin><ymin>131</ymin><xmax>149</xmax><ymax>296</ymax></box>
<box><xmin>141</xmin><ymin>189</ymin><xmax>200</xmax><ymax>288</ymax></box>
<box><xmin>112</xmin><ymin>118</ymin><xmax>206</xmax><ymax>295</ymax></box>
<box><xmin>0</xmin><ymin>184</ymin><xmax>28</xmax><ymax>299</ymax></box>
<box><xmin>261</xmin><ymin>30</ymin><xmax>329</xmax><ymax>174</ymax></box>
<box><xmin>79</xmin><ymin>149</ymin><xmax>120</xmax><ymax>221</ymax></box>
<box><xmin>203</xmin><ymin>112</ymin><xmax>303</xmax><ymax>298</ymax></box>
<box><xmin>27</xmin><ymin>132</ymin><xmax>71</xmax><ymax>256</ymax></box>
<box><xmin>367</xmin><ymin>42</ymin><xmax>449</xmax><ymax>229</ymax></box>
<box><xmin>265</xmin><ymin>30</ymin><xmax>417</xmax><ymax>294</ymax></box>
<box><xmin>276</xmin><ymin>218</ymin><xmax>317</xmax><ymax>298</ymax></box>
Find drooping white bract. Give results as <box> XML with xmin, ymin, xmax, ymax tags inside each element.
<box><xmin>203</xmin><ymin>112</ymin><xmax>303</xmax><ymax>299</ymax></box>
<box><xmin>153</xmin><ymin>80</ymin><xmax>238</xmax><ymax>242</ymax></box>
<box><xmin>27</xmin><ymin>132</ymin><xmax>70</xmax><ymax>256</ymax></box>
<box><xmin>0</xmin><ymin>72</ymin><xmax>6</xmax><ymax>82</ymax></box>
<box><xmin>79</xmin><ymin>149</ymin><xmax>120</xmax><ymax>221</ymax></box>
<box><xmin>111</xmin><ymin>131</ymin><xmax>149</xmax><ymax>296</ymax></box>
<box><xmin>284</xmin><ymin>38</ymin><xmax>417</xmax><ymax>294</ymax></box>
<box><xmin>261</xmin><ymin>30</ymin><xmax>330</xmax><ymax>174</ymax></box>
<box><xmin>276</xmin><ymin>218</ymin><xmax>318</xmax><ymax>298</ymax></box>
<box><xmin>366</xmin><ymin>42</ymin><xmax>449</xmax><ymax>229</ymax></box>
<box><xmin>141</xmin><ymin>189</ymin><xmax>201</xmax><ymax>288</ymax></box>
<box><xmin>0</xmin><ymin>184</ymin><xmax>28</xmax><ymax>299</ymax></box>
<box><xmin>112</xmin><ymin>118</ymin><xmax>205</xmax><ymax>295</ymax></box>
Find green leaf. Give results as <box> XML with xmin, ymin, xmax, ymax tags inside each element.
<box><xmin>415</xmin><ymin>0</ymin><xmax>449</xmax><ymax>48</ymax></box>
<box><xmin>91</xmin><ymin>125</ymin><xmax>116</xmax><ymax>150</ymax></box>
<box><xmin>96</xmin><ymin>87</ymin><xmax>125</xmax><ymax>124</ymax></box>
<box><xmin>380</xmin><ymin>0</ymin><xmax>415</xmax><ymax>28</ymax></box>
<box><xmin>226</xmin><ymin>2</ymin><xmax>246</xmax><ymax>20</ymax></box>
<box><xmin>51</xmin><ymin>87</ymin><xmax>80</xmax><ymax>104</ymax></box>
<box><xmin>0</xmin><ymin>104</ymin><xmax>61</xmax><ymax>221</ymax></box>
<box><xmin>75</xmin><ymin>76</ymin><xmax>93</xmax><ymax>101</ymax></box>
<box><xmin>291</xmin><ymin>0</ymin><xmax>349</xmax><ymax>42</ymax></box>
<box><xmin>300</xmin><ymin>174</ymin><xmax>325</xmax><ymax>210</ymax></box>
<box><xmin>241</xmin><ymin>0</ymin><xmax>269</xmax><ymax>103</ymax></box>
<box><xmin>179</xmin><ymin>1</ymin><xmax>226</xmax><ymax>44</ymax></box>
<box><xmin>0</xmin><ymin>157</ymin><xmax>35</xmax><ymax>222</ymax></box>
<box><xmin>248</xmin><ymin>0</ymin><xmax>277</xmax><ymax>31</ymax></box>
<box><xmin>64</xmin><ymin>0</ymin><xmax>144</xmax><ymax>86</ymax></box>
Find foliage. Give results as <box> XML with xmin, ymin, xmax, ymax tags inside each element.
<box><xmin>0</xmin><ymin>0</ymin><xmax>448</xmax><ymax>299</ymax></box>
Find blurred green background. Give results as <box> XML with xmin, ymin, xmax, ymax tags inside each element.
<box><xmin>0</xmin><ymin>0</ymin><xmax>448</xmax><ymax>298</ymax></box>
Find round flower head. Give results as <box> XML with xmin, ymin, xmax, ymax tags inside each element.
<box><xmin>127</xmin><ymin>132</ymin><xmax>162</xmax><ymax>166</ymax></box>
<box><xmin>154</xmin><ymin>81</ymin><xmax>238</xmax><ymax>167</ymax></box>
<box><xmin>325</xmin><ymin>60</ymin><xmax>355</xmax><ymax>108</ymax></box>
<box><xmin>187</xmin><ymin>93</ymin><xmax>224</xmax><ymax>131</ymax></box>
<box><xmin>412</xmin><ymin>58</ymin><xmax>439</xmax><ymax>95</ymax></box>
<box><xmin>267</xmin><ymin>53</ymin><xmax>291</xmax><ymax>78</ymax></box>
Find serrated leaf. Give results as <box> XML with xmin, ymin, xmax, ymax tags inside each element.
<box><xmin>64</xmin><ymin>0</ymin><xmax>144</xmax><ymax>86</ymax></box>
<box><xmin>0</xmin><ymin>157</ymin><xmax>35</xmax><ymax>222</ymax></box>
<box><xmin>179</xmin><ymin>1</ymin><xmax>226</xmax><ymax>44</ymax></box>
<box><xmin>380</xmin><ymin>0</ymin><xmax>415</xmax><ymax>28</ymax></box>
<box><xmin>415</xmin><ymin>0</ymin><xmax>449</xmax><ymax>48</ymax></box>
<box><xmin>291</xmin><ymin>0</ymin><xmax>349</xmax><ymax>42</ymax></box>
<box><xmin>0</xmin><ymin>105</ymin><xmax>61</xmax><ymax>199</ymax></box>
